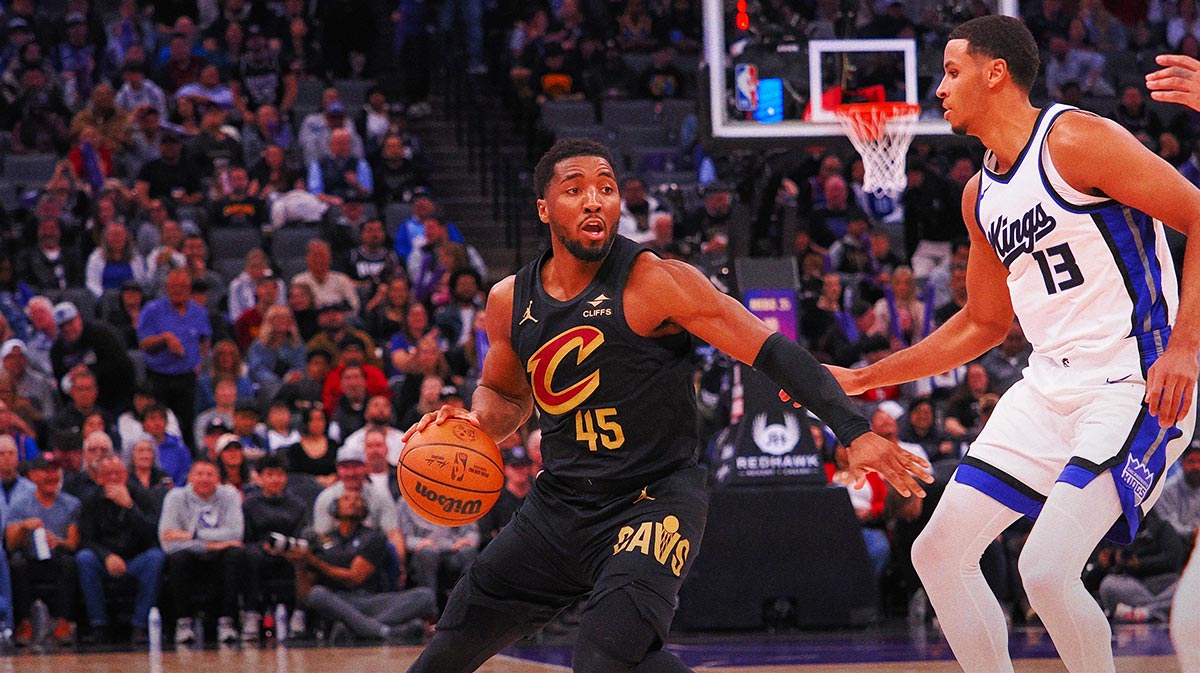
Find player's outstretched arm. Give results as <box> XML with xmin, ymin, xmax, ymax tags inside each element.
<box><xmin>631</xmin><ymin>256</ymin><xmax>931</xmax><ymax>497</ymax></box>
<box><xmin>1146</xmin><ymin>54</ymin><xmax>1200</xmax><ymax>111</ymax></box>
<box><xmin>832</xmin><ymin>173</ymin><xmax>1016</xmax><ymax>396</ymax></box>
<box><xmin>1047</xmin><ymin>112</ymin><xmax>1200</xmax><ymax>427</ymax></box>
<box><xmin>401</xmin><ymin>276</ymin><xmax>534</xmax><ymax>444</ymax></box>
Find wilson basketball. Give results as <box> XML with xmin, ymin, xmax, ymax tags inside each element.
<box><xmin>398</xmin><ymin>419</ymin><xmax>504</xmax><ymax>526</ymax></box>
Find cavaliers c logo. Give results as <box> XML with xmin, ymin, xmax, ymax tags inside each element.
<box><xmin>527</xmin><ymin>326</ymin><xmax>604</xmax><ymax>415</ymax></box>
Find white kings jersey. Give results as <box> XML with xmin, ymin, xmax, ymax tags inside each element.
<box><xmin>976</xmin><ymin>103</ymin><xmax>1179</xmax><ymax>368</ymax></box>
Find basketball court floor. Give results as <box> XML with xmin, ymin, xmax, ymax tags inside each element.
<box><xmin>1</xmin><ymin>623</ymin><xmax>1183</xmax><ymax>672</ymax></box>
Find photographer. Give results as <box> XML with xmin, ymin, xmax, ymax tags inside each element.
<box><xmin>242</xmin><ymin>454</ymin><xmax>308</xmax><ymax>641</ymax></box>
<box><xmin>285</xmin><ymin>490</ymin><xmax>436</xmax><ymax>643</ymax></box>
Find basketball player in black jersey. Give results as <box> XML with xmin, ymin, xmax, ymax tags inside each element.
<box><xmin>403</xmin><ymin>138</ymin><xmax>932</xmax><ymax>673</ymax></box>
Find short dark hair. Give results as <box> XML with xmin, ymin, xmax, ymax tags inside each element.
<box><xmin>532</xmin><ymin>138</ymin><xmax>616</xmax><ymax>199</ymax></box>
<box><xmin>142</xmin><ymin>404</ymin><xmax>167</xmax><ymax>421</ymax></box>
<box><xmin>949</xmin><ymin>15</ymin><xmax>1039</xmax><ymax>91</ymax></box>
<box><xmin>257</xmin><ymin>454</ymin><xmax>288</xmax><ymax>473</ymax></box>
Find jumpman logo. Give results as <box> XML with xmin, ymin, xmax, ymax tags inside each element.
<box><xmin>633</xmin><ymin>487</ymin><xmax>655</xmax><ymax>504</ymax></box>
<box><xmin>519</xmin><ymin>301</ymin><xmax>538</xmax><ymax>325</ymax></box>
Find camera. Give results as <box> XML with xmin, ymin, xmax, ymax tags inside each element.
<box><xmin>267</xmin><ymin>532</ymin><xmax>308</xmax><ymax>554</ymax></box>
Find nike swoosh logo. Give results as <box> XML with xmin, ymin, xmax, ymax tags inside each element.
<box><xmin>1105</xmin><ymin>374</ymin><xmax>1133</xmax><ymax>384</ymax></box>
<box><xmin>980</xmin><ymin>183</ymin><xmax>992</xmax><ymax>199</ymax></box>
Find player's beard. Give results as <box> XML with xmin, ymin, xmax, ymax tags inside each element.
<box><xmin>557</xmin><ymin>230</ymin><xmax>615</xmax><ymax>263</ymax></box>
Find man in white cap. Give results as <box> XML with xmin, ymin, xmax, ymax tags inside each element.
<box><xmin>310</xmin><ymin>442</ymin><xmax>407</xmax><ymax>569</ymax></box>
<box><xmin>0</xmin><ymin>340</ymin><xmax>56</xmax><ymax>419</ymax></box>
<box><xmin>48</xmin><ymin>302</ymin><xmax>134</xmax><ymax>413</ymax></box>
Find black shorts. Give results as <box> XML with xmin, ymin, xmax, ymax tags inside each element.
<box><xmin>438</xmin><ymin>463</ymin><xmax>709</xmax><ymax>642</ymax></box>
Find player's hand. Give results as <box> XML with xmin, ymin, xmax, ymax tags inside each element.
<box><xmin>829</xmin><ymin>365</ymin><xmax>868</xmax><ymax>396</ymax></box>
<box><xmin>1145</xmin><ymin>343</ymin><xmax>1198</xmax><ymax>427</ymax></box>
<box><xmin>845</xmin><ymin>432</ymin><xmax>933</xmax><ymax>498</ymax></box>
<box><xmin>401</xmin><ymin>404</ymin><xmax>481</xmax><ymax>442</ymax></box>
<box><xmin>1146</xmin><ymin>55</ymin><xmax>1200</xmax><ymax>112</ymax></box>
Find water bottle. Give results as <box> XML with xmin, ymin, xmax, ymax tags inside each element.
<box><xmin>147</xmin><ymin>607</ymin><xmax>162</xmax><ymax>651</ymax></box>
<box><xmin>274</xmin><ymin>604</ymin><xmax>288</xmax><ymax>643</ymax></box>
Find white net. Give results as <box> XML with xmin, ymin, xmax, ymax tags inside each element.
<box><xmin>835</xmin><ymin>103</ymin><xmax>921</xmax><ymax>200</ymax></box>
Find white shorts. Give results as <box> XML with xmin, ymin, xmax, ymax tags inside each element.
<box><xmin>956</xmin><ymin>329</ymin><xmax>1196</xmax><ymax>544</ymax></box>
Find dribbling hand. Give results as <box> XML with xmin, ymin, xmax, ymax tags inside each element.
<box><xmin>1146</xmin><ymin>55</ymin><xmax>1200</xmax><ymax>112</ymax></box>
<box><xmin>846</xmin><ymin>432</ymin><xmax>933</xmax><ymax>498</ymax></box>
<box><xmin>401</xmin><ymin>404</ymin><xmax>482</xmax><ymax>442</ymax></box>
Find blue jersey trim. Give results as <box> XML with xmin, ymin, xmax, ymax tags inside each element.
<box><xmin>954</xmin><ymin>457</ymin><xmax>1046</xmax><ymax>519</ymax></box>
<box><xmin>982</xmin><ymin>105</ymin><xmax>1054</xmax><ymax>184</ymax></box>
<box><xmin>1091</xmin><ymin>206</ymin><xmax>1170</xmax><ymax>345</ymax></box>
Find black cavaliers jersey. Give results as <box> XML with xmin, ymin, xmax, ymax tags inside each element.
<box><xmin>511</xmin><ymin>236</ymin><xmax>699</xmax><ymax>491</ymax></box>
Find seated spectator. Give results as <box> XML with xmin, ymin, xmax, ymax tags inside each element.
<box><xmin>872</xmin><ymin>266</ymin><xmax>927</xmax><ymax>349</ymax></box>
<box><xmin>22</xmin><ymin>298</ymin><xmax>57</xmax><ymax>378</ymax></box>
<box><xmin>263</xmin><ymin>401</ymin><xmax>301</xmax><ymax>454</ymax></box>
<box><xmin>194</xmin><ymin>378</ymin><xmax>238</xmax><ymax>450</ymax></box>
<box><xmin>477</xmin><ymin>443</ymin><xmax>535</xmax><ymax>550</ymax></box>
<box><xmin>118</xmin><ymin>385</ymin><xmax>183</xmax><ymax>453</ymax></box>
<box><xmin>408</xmin><ymin>217</ymin><xmax>486</xmax><ymax>304</ymax></box>
<box><xmin>284</xmin><ymin>406</ymin><xmax>339</xmax><ymax>487</ymax></box>
<box><xmin>307</xmin><ymin>302</ymin><xmax>381</xmax><ymax>369</ymax></box>
<box><xmin>175</xmin><ymin>64</ymin><xmax>236</xmax><ymax>112</ymax></box>
<box><xmin>157</xmin><ymin>33</ymin><xmax>205</xmax><ymax>94</ymax></box>
<box><xmin>979</xmin><ymin>321</ymin><xmax>1030</xmax><ymax>395</ymax></box>
<box><xmin>115</xmin><ymin>62</ymin><xmax>167</xmax><ymax>118</ymax></box>
<box><xmin>231</xmin><ymin>403</ymin><xmax>268</xmax><ymax>461</ymax></box>
<box><xmin>898</xmin><ymin>397</ymin><xmax>956</xmax><ymax>463</ymax></box>
<box><xmin>188</xmin><ymin>105</ymin><xmax>244</xmax><ymax>178</ymax></box>
<box><xmin>234</xmin><ymin>276</ymin><xmax>280</xmax><ymax>351</ymax></box>
<box><xmin>299</xmin><ymin>100</ymin><xmax>363</xmax><ymax>167</ymax></box>
<box><xmin>1044</xmin><ymin>34</ymin><xmax>1114</xmax><ymax>99</ymax></box>
<box><xmin>69</xmin><ymin>83</ymin><xmax>129</xmax><ymax>152</ymax></box>
<box><xmin>247</xmin><ymin>306</ymin><xmax>306</xmax><ymax>400</ymax></box>
<box><xmin>7</xmin><ymin>455</ymin><xmax>80</xmax><ymax>647</ymax></box>
<box><xmin>19</xmin><ymin>218</ymin><xmax>83</xmax><ymax>292</ymax></box>
<box><xmin>286</xmin><ymin>280</ymin><xmax>320</xmax><ymax>341</ymax></box>
<box><xmin>387</xmin><ymin>302</ymin><xmax>434</xmax><ymax>374</ymax></box>
<box><xmin>146</xmin><ymin>219</ymin><xmax>187</xmax><ymax>288</ymax></box>
<box><xmin>323</xmin><ymin>339</ymin><xmax>390</xmax><ymax>415</ymax></box>
<box><xmin>434</xmin><ymin>268</ymin><xmax>484</xmax><ymax>348</ymax></box>
<box><xmin>76</xmin><ymin>454</ymin><xmax>165</xmax><ymax>644</ymax></box>
<box><xmin>933</xmin><ymin>264</ymin><xmax>968</xmax><ymax>326</ymax></box>
<box><xmin>293</xmin><ymin>241</ymin><xmax>361</xmax><ymax>314</ymax></box>
<box><xmin>639</xmin><ymin>44</ymin><xmax>688</xmax><ymax>99</ymax></box>
<box><xmin>240</xmin><ymin>454</ymin><xmax>308</xmax><ymax>641</ymax></box>
<box><xmin>248</xmin><ymin>144</ymin><xmax>300</xmax><ymax>201</ymax></box>
<box><xmin>216</xmin><ymin>434</ymin><xmax>253</xmax><ymax>495</ymax></box>
<box><xmin>210</xmin><ymin>167</ymin><xmax>269</xmax><ymax>230</ymax></box>
<box><xmin>390</xmin><ymin>190</ymin><xmax>467</xmax><ymax>263</ymax></box>
<box><xmin>142</xmin><ymin>404</ymin><xmax>191</xmax><ymax>488</ymax></box>
<box><xmin>0</xmin><ymin>435</ymin><xmax>36</xmax><ymax>529</ymax></box>
<box><xmin>123</xmin><ymin>106</ymin><xmax>165</xmax><ymax>177</ymax></box>
<box><xmin>392</xmin><ymin>340</ymin><xmax>454</xmax><ymax>417</ymax></box>
<box><xmin>85</xmin><ymin>223</ymin><xmax>149</xmax><ymax>299</ymax></box>
<box><xmin>397</xmin><ymin>374</ymin><xmax>447</xmax><ymax>430</ymax></box>
<box><xmin>241</xmin><ymin>105</ymin><xmax>295</xmax><ymax>170</ymax></box>
<box><xmin>102</xmin><ymin>279</ymin><xmax>147</xmax><ymax>350</ymax></box>
<box><xmin>134</xmin><ymin>129</ymin><xmax>203</xmax><ymax>207</ymax></box>
<box><xmin>1157</xmin><ymin>444</ymin><xmax>1200</xmax><ymax>548</ymax></box>
<box><xmin>286</xmin><ymin>489</ymin><xmax>434</xmax><ymax>642</ymax></box>
<box><xmin>942</xmin><ymin>363</ymin><xmax>995</xmax><ymax>440</ymax></box>
<box><xmin>371</xmin><ymin>133</ymin><xmax>426</xmax><ymax>207</ymax></box>
<box><xmin>159</xmin><ymin>459</ymin><xmax>246</xmax><ymax>644</ymax></box>
<box><xmin>126</xmin><ymin>436</ymin><xmax>173</xmax><ymax>517</ymax></box>
<box><xmin>50</xmin><ymin>301</ymin><xmax>134</xmax><ymax>410</ymax></box>
<box><xmin>49</xmin><ymin>369</ymin><xmax>115</xmax><ymax>439</ymax></box>
<box><xmin>617</xmin><ymin>177</ymin><xmax>670</xmax><ymax>244</ymax></box>
<box><xmin>1113</xmin><ymin>85</ymin><xmax>1164</xmax><ymax>147</ymax></box>
<box><xmin>307</xmin><ymin>128</ymin><xmax>373</xmax><ymax>203</ymax></box>
<box><xmin>227</xmin><ymin>249</ymin><xmax>285</xmax><ymax>324</ymax></box>
<box><xmin>363</xmin><ymin>276</ymin><xmax>412</xmax><ymax>344</ymax></box>
<box><xmin>233</xmin><ymin>24</ymin><xmax>298</xmax><ymax>114</ymax></box>
<box><xmin>179</xmin><ymin>234</ymin><xmax>228</xmax><ymax>310</ymax></box>
<box><xmin>196</xmin><ymin>340</ymin><xmax>256</xmax><ymax>413</ymax></box>
<box><xmin>273</xmin><ymin>348</ymin><xmax>331</xmax><ymax>416</ymax></box>
<box><xmin>341</xmin><ymin>396</ymin><xmax>405</xmax><ymax>467</ymax></box>
<box><xmin>64</xmin><ymin>430</ymin><xmax>114</xmax><ymax>503</ymax></box>
<box><xmin>0</xmin><ymin>372</ymin><xmax>44</xmax><ymax>444</ymax></box>
<box><xmin>348</xmin><ymin>218</ymin><xmax>401</xmax><ymax>294</ymax></box>
<box><xmin>311</xmin><ymin>444</ymin><xmax>405</xmax><ymax>558</ymax></box>
<box><xmin>330</xmin><ymin>365</ymin><xmax>371</xmax><ymax>441</ymax></box>
<box><xmin>1090</xmin><ymin>509</ymin><xmax>1185</xmax><ymax>623</ymax></box>
<box><xmin>1</xmin><ymin>339</ymin><xmax>55</xmax><ymax>420</ymax></box>
<box><xmin>397</xmin><ymin>486</ymin><xmax>478</xmax><ymax>600</ymax></box>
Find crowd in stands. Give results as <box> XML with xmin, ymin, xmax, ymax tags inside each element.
<box><xmin>0</xmin><ymin>0</ymin><xmax>1197</xmax><ymax>652</ymax></box>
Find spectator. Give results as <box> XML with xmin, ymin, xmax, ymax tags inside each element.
<box><xmin>216</xmin><ymin>433</ymin><xmax>252</xmax><ymax>495</ymax></box>
<box><xmin>115</xmin><ymin>62</ymin><xmax>166</xmax><ymax>118</ymax></box>
<box><xmin>240</xmin><ymin>453</ymin><xmax>307</xmax><ymax>641</ymax></box>
<box><xmin>7</xmin><ymin>454</ymin><xmax>80</xmax><ymax>647</ymax></box>
<box><xmin>409</xmin><ymin>217</ymin><xmax>487</xmax><ymax>304</ymax></box>
<box><xmin>872</xmin><ymin>266</ymin><xmax>928</xmax><ymax>348</ymax></box>
<box><xmin>241</xmin><ymin>105</ymin><xmax>295</xmax><ymax>170</ymax></box>
<box><xmin>50</xmin><ymin>301</ymin><xmax>134</xmax><ymax>410</ymax></box>
<box><xmin>230</xmin><ymin>402</ymin><xmax>268</xmax><ymax>460</ymax></box>
<box><xmin>271</xmin><ymin>345</ymin><xmax>328</xmax><ymax>415</ymax></box>
<box><xmin>70</xmin><ymin>83</ymin><xmax>128</xmax><ymax>152</ymax></box>
<box><xmin>330</xmin><ymin>365</ymin><xmax>371</xmax><ymax>440</ymax></box>
<box><xmin>194</xmin><ymin>379</ymin><xmax>238</xmax><ymax>451</ymax></box>
<box><xmin>293</xmin><ymin>240</ymin><xmax>361</xmax><ymax>314</ymax></box>
<box><xmin>933</xmin><ymin>264</ymin><xmax>968</xmax><ymax>326</ymax></box>
<box><xmin>234</xmin><ymin>24</ymin><xmax>297</xmax><ymax>114</ymax></box>
<box><xmin>942</xmin><ymin>363</ymin><xmax>995</xmax><ymax>440</ymax></box>
<box><xmin>101</xmin><ymin>279</ymin><xmax>147</xmax><ymax>350</ymax></box>
<box><xmin>285</xmin><ymin>489</ymin><xmax>434</xmax><ymax>642</ymax></box>
<box><xmin>20</xmin><ymin>218</ymin><xmax>83</xmax><ymax>292</ymax></box>
<box><xmin>341</xmin><ymin>396</ymin><xmax>406</xmax><ymax>467</ymax></box>
<box><xmin>210</xmin><ymin>166</ymin><xmax>269</xmax><ymax>230</ymax></box>
<box><xmin>1113</xmin><ymin>85</ymin><xmax>1164</xmax><ymax>147</ymax></box>
<box><xmin>227</xmin><ymin>249</ymin><xmax>285</xmax><ymax>324</ymax></box>
<box><xmin>639</xmin><ymin>44</ymin><xmax>688</xmax><ymax>99</ymax></box>
<box><xmin>1025</xmin><ymin>0</ymin><xmax>1070</xmax><ymax>47</ymax></box>
<box><xmin>22</xmin><ymin>298</ymin><xmax>57</xmax><ymax>378</ymax></box>
<box><xmin>1090</xmin><ymin>509</ymin><xmax>1185</xmax><ymax>623</ymax></box>
<box><xmin>158</xmin><ymin>34</ymin><xmax>204</xmax><ymax>94</ymax></box>
<box><xmin>0</xmin><ymin>435</ymin><xmax>36</xmax><ymax>530</ymax></box>
<box><xmin>0</xmin><ymin>372</ymin><xmax>44</xmax><ymax>444</ymax></box>
<box><xmin>146</xmin><ymin>219</ymin><xmax>186</xmax><ymax>287</ymax></box>
<box><xmin>123</xmin><ymin>105</ymin><xmax>164</xmax><ymax>176</ymax></box>
<box><xmin>142</xmin><ymin>403</ymin><xmax>191</xmax><ymax>488</ymax></box>
<box><xmin>249</xmin><ymin>144</ymin><xmax>300</xmax><ymax>202</ymax></box>
<box><xmin>363</xmin><ymin>276</ymin><xmax>412</xmax><ymax>344</ymax></box>
<box><xmin>308</xmin><ymin>128</ymin><xmax>373</xmax><ymax>203</ymax></box>
<box><xmin>126</xmin><ymin>436</ymin><xmax>173</xmax><ymax>517</ymax></box>
<box><xmin>175</xmin><ymin>64</ymin><xmax>236</xmax><ymax>112</ymax></box>
<box><xmin>322</xmin><ymin>339</ymin><xmax>390</xmax><ymax>414</ymax></box>
<box><xmin>49</xmin><ymin>368</ymin><xmax>115</xmax><ymax>439</ymax></box>
<box><xmin>134</xmin><ymin>129</ymin><xmax>203</xmax><ymax>207</ymax></box>
<box><xmin>117</xmin><ymin>385</ymin><xmax>183</xmax><ymax>453</ymax></box>
<box><xmin>348</xmin><ymin>219</ymin><xmax>402</xmax><ymax>294</ymax></box>
<box><xmin>187</xmin><ymin>106</ymin><xmax>243</xmax><ymax>180</ymax></box>
<box><xmin>63</xmin><ymin>429</ymin><xmax>113</xmax><ymax>503</ymax></box>
<box><xmin>397</xmin><ymin>374</ymin><xmax>447</xmax><ymax>430</ymax></box>
<box><xmin>392</xmin><ymin>339</ymin><xmax>453</xmax><ymax>417</ymax></box>
<box><xmin>1169</xmin><ymin>0</ymin><xmax>1200</xmax><ymax>50</ymax></box>
<box><xmin>979</xmin><ymin>321</ymin><xmax>1031</xmax><ymax>395</ymax></box>
<box><xmin>138</xmin><ymin>268</ymin><xmax>212</xmax><ymax>449</ymax></box>
<box><xmin>189</xmin><ymin>279</ymin><xmax>236</xmax><ymax>347</ymax></box>
<box><xmin>307</xmin><ymin>302</ymin><xmax>381</xmax><ymax>369</ymax></box>
<box><xmin>397</xmin><ymin>487</ymin><xmax>479</xmax><ymax>599</ymax></box>
<box><xmin>434</xmin><ymin>268</ymin><xmax>484</xmax><ymax>347</ymax></box>
<box><xmin>617</xmin><ymin>177</ymin><xmax>670</xmax><ymax>244</ymax></box>
<box><xmin>233</xmin><ymin>276</ymin><xmax>280</xmax><ymax>351</ymax></box>
<box><xmin>75</xmin><ymin>454</ymin><xmax>164</xmax><ymax>644</ymax></box>
<box><xmin>85</xmin><ymin>222</ymin><xmax>149</xmax><ymax>299</ymax></box>
<box><xmin>898</xmin><ymin>397</ymin><xmax>956</xmax><ymax>463</ymax></box>
<box><xmin>159</xmin><ymin>459</ymin><xmax>246</xmax><ymax>644</ymax></box>
<box><xmin>263</xmin><ymin>400</ymin><xmax>301</xmax><ymax>454</ymax></box>
<box><xmin>247</xmin><ymin>305</ymin><xmax>306</xmax><ymax>401</ymax></box>
<box><xmin>371</xmin><ymin>133</ymin><xmax>426</xmax><ymax>207</ymax></box>
<box><xmin>1</xmin><ymin>340</ymin><xmax>56</xmax><ymax>420</ymax></box>
<box><xmin>178</xmin><ymin>234</ymin><xmax>228</xmax><ymax>312</ymax></box>
<box><xmin>310</xmin><ymin>444</ymin><xmax>405</xmax><ymax>559</ymax></box>
<box><xmin>284</xmin><ymin>406</ymin><xmax>339</xmax><ymax>487</ymax></box>
<box><xmin>359</xmin><ymin>426</ymin><xmax>400</xmax><ymax>504</ymax></box>
<box><xmin>299</xmin><ymin>100</ymin><xmax>363</xmax><ymax>167</ymax></box>
<box><xmin>826</xmin><ymin>215</ymin><xmax>873</xmax><ymax>275</ymax></box>
<box><xmin>1044</xmin><ymin>34</ymin><xmax>1113</xmax><ymax>99</ymax></box>
<box><xmin>1157</xmin><ymin>443</ymin><xmax>1200</xmax><ymax>547</ymax></box>
<box><xmin>477</xmin><ymin>444</ymin><xmax>535</xmax><ymax>549</ymax></box>
<box><xmin>391</xmin><ymin>190</ymin><xmax>462</xmax><ymax>263</ymax></box>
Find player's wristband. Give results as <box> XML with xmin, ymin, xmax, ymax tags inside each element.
<box><xmin>752</xmin><ymin>332</ymin><xmax>871</xmax><ymax>446</ymax></box>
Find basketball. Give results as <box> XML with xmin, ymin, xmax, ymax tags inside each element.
<box><xmin>398</xmin><ymin>418</ymin><xmax>504</xmax><ymax>526</ymax></box>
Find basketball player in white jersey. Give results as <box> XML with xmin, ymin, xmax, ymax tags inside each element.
<box><xmin>1143</xmin><ymin>50</ymin><xmax>1200</xmax><ymax>673</ymax></box>
<box><xmin>830</xmin><ymin>16</ymin><xmax>1200</xmax><ymax>673</ymax></box>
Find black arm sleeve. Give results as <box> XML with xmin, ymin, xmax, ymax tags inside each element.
<box><xmin>752</xmin><ymin>332</ymin><xmax>871</xmax><ymax>446</ymax></box>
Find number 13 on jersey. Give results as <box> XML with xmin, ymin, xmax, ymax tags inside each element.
<box><xmin>575</xmin><ymin>408</ymin><xmax>625</xmax><ymax>451</ymax></box>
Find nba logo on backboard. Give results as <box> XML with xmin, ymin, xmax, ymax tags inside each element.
<box><xmin>735</xmin><ymin>64</ymin><xmax>757</xmax><ymax>112</ymax></box>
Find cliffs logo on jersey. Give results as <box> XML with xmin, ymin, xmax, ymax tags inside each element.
<box><xmin>527</xmin><ymin>325</ymin><xmax>605</xmax><ymax>415</ymax></box>
<box><xmin>986</xmin><ymin>202</ymin><xmax>1057</xmax><ymax>265</ymax></box>
<box><xmin>613</xmin><ymin>515</ymin><xmax>692</xmax><ymax>577</ymax></box>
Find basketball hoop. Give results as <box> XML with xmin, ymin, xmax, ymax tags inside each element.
<box><xmin>835</xmin><ymin>102</ymin><xmax>921</xmax><ymax>200</ymax></box>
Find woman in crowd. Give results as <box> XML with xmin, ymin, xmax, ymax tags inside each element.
<box><xmin>217</xmin><ymin>436</ymin><xmax>253</xmax><ymax>496</ymax></box>
<box><xmin>247</xmin><ymin>305</ymin><xmax>306</xmax><ymax>402</ymax></box>
<box><xmin>387</xmin><ymin>301</ymin><xmax>437</xmax><ymax>375</ymax></box>
<box><xmin>85</xmin><ymin>222</ymin><xmax>149</xmax><ymax>298</ymax></box>
<box><xmin>898</xmin><ymin>397</ymin><xmax>957</xmax><ymax>463</ymax></box>
<box><xmin>284</xmin><ymin>405</ymin><xmax>338</xmax><ymax>488</ymax></box>
<box><xmin>227</xmin><ymin>249</ymin><xmax>285</xmax><ymax>324</ymax></box>
<box><xmin>287</xmin><ymin>280</ymin><xmax>320</xmax><ymax>341</ymax></box>
<box><xmin>363</xmin><ymin>275</ymin><xmax>411</xmax><ymax>343</ymax></box>
<box><xmin>126</xmin><ymin>436</ymin><xmax>173</xmax><ymax>517</ymax></box>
